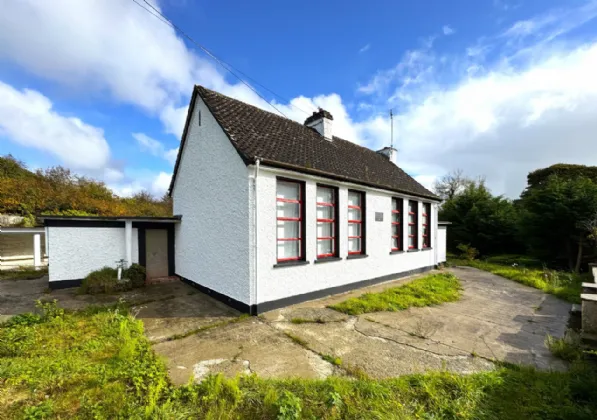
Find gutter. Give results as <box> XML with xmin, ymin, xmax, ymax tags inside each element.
<box><xmin>252</xmin><ymin>158</ymin><xmax>261</xmax><ymax>313</ymax></box>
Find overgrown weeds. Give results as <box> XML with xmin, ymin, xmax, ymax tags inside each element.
<box><xmin>0</xmin><ymin>266</ymin><xmax>48</xmax><ymax>281</ymax></box>
<box><xmin>2</xmin><ymin>302</ymin><xmax>597</xmax><ymax>419</ymax></box>
<box><xmin>449</xmin><ymin>258</ymin><xmax>586</xmax><ymax>303</ymax></box>
<box><xmin>328</xmin><ymin>272</ymin><xmax>462</xmax><ymax>315</ymax></box>
<box><xmin>546</xmin><ymin>330</ymin><xmax>583</xmax><ymax>362</ymax></box>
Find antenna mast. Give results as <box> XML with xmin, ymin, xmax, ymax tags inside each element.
<box><xmin>390</xmin><ymin>109</ymin><xmax>394</xmax><ymax>149</ymax></box>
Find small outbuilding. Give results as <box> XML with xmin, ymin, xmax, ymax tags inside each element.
<box><xmin>0</xmin><ymin>226</ymin><xmax>47</xmax><ymax>270</ymax></box>
<box><xmin>43</xmin><ymin>216</ymin><xmax>180</xmax><ymax>289</ymax></box>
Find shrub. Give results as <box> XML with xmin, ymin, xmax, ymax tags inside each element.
<box><xmin>456</xmin><ymin>243</ymin><xmax>479</xmax><ymax>261</ymax></box>
<box><xmin>124</xmin><ymin>264</ymin><xmax>146</xmax><ymax>288</ymax></box>
<box><xmin>80</xmin><ymin>267</ymin><xmax>130</xmax><ymax>294</ymax></box>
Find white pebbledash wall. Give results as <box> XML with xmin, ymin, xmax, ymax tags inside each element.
<box><xmin>253</xmin><ymin>167</ymin><xmax>439</xmax><ymax>305</ymax></box>
<box><xmin>171</xmin><ymin>96</ymin><xmax>252</xmax><ymax>304</ymax></box>
<box><xmin>47</xmin><ymin>227</ymin><xmax>138</xmax><ymax>283</ymax></box>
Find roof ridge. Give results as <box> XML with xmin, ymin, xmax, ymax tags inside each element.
<box><xmin>195</xmin><ymin>84</ymin><xmax>309</xmax><ymax>127</ymax></box>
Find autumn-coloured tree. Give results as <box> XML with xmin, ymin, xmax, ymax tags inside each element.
<box><xmin>0</xmin><ymin>155</ymin><xmax>172</xmax><ymax>225</ymax></box>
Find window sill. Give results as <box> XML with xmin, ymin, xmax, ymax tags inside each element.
<box><xmin>347</xmin><ymin>254</ymin><xmax>368</xmax><ymax>260</ymax></box>
<box><xmin>390</xmin><ymin>250</ymin><xmax>405</xmax><ymax>255</ymax></box>
<box><xmin>407</xmin><ymin>249</ymin><xmax>420</xmax><ymax>253</ymax></box>
<box><xmin>314</xmin><ymin>257</ymin><xmax>343</xmax><ymax>264</ymax></box>
<box><xmin>273</xmin><ymin>260</ymin><xmax>310</xmax><ymax>268</ymax></box>
<box><xmin>421</xmin><ymin>247</ymin><xmax>433</xmax><ymax>251</ymax></box>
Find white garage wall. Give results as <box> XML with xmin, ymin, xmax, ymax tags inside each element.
<box><xmin>255</xmin><ymin>167</ymin><xmax>439</xmax><ymax>305</ymax></box>
<box><xmin>48</xmin><ymin>227</ymin><xmax>138</xmax><ymax>282</ymax></box>
<box><xmin>172</xmin><ymin>95</ymin><xmax>251</xmax><ymax>304</ymax></box>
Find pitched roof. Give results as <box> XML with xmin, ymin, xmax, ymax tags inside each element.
<box><xmin>169</xmin><ymin>85</ymin><xmax>439</xmax><ymax>201</ymax></box>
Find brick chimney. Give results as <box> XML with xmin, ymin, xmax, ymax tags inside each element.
<box><xmin>304</xmin><ymin>108</ymin><xmax>333</xmax><ymax>140</ymax></box>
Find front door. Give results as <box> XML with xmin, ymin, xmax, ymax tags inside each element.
<box><xmin>145</xmin><ymin>229</ymin><xmax>168</xmax><ymax>278</ymax></box>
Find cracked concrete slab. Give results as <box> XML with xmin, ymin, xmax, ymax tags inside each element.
<box><xmin>131</xmin><ymin>293</ymin><xmax>239</xmax><ymax>343</ymax></box>
<box><xmin>153</xmin><ymin>318</ymin><xmax>338</xmax><ymax>385</ymax></box>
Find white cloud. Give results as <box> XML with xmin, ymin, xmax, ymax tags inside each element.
<box><xmin>0</xmin><ymin>81</ymin><xmax>111</xmax><ymax>170</ymax></box>
<box><xmin>442</xmin><ymin>25</ymin><xmax>455</xmax><ymax>36</ymax></box>
<box><xmin>359</xmin><ymin>44</ymin><xmax>371</xmax><ymax>53</ymax></box>
<box><xmin>133</xmin><ymin>133</ymin><xmax>178</xmax><ymax>165</ymax></box>
<box><xmin>109</xmin><ymin>171</ymin><xmax>171</xmax><ymax>198</ymax></box>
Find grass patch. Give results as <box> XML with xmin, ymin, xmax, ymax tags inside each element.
<box><xmin>449</xmin><ymin>258</ymin><xmax>586</xmax><ymax>303</ymax></box>
<box><xmin>328</xmin><ymin>272</ymin><xmax>462</xmax><ymax>315</ymax></box>
<box><xmin>0</xmin><ymin>267</ymin><xmax>47</xmax><ymax>281</ymax></box>
<box><xmin>283</xmin><ymin>331</ymin><xmax>308</xmax><ymax>347</ymax></box>
<box><xmin>2</xmin><ymin>302</ymin><xmax>597</xmax><ymax>419</ymax></box>
<box><xmin>321</xmin><ymin>354</ymin><xmax>343</xmax><ymax>366</ymax></box>
<box><xmin>165</xmin><ymin>314</ymin><xmax>250</xmax><ymax>342</ymax></box>
<box><xmin>290</xmin><ymin>317</ymin><xmax>325</xmax><ymax>324</ymax></box>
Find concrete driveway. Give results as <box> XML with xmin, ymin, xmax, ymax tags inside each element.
<box><xmin>154</xmin><ymin>267</ymin><xmax>570</xmax><ymax>384</ymax></box>
<box><xmin>1</xmin><ymin>267</ymin><xmax>571</xmax><ymax>385</ymax></box>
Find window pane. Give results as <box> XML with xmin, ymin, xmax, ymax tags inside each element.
<box><xmin>392</xmin><ymin>237</ymin><xmax>399</xmax><ymax>249</ymax></box>
<box><xmin>277</xmin><ymin>201</ymin><xmax>299</xmax><ymax>218</ymax></box>
<box><xmin>317</xmin><ymin>186</ymin><xmax>334</xmax><ymax>203</ymax></box>
<box><xmin>348</xmin><ymin>222</ymin><xmax>361</xmax><ymax>237</ymax></box>
<box><xmin>348</xmin><ymin>208</ymin><xmax>361</xmax><ymax>221</ymax></box>
<box><xmin>392</xmin><ymin>224</ymin><xmax>399</xmax><ymax>236</ymax></box>
<box><xmin>348</xmin><ymin>191</ymin><xmax>361</xmax><ymax>207</ymax></box>
<box><xmin>317</xmin><ymin>205</ymin><xmax>334</xmax><ymax>220</ymax></box>
<box><xmin>392</xmin><ymin>212</ymin><xmax>400</xmax><ymax>223</ymax></box>
<box><xmin>278</xmin><ymin>240</ymin><xmax>299</xmax><ymax>259</ymax></box>
<box><xmin>408</xmin><ymin>236</ymin><xmax>416</xmax><ymax>248</ymax></box>
<box><xmin>278</xmin><ymin>220</ymin><xmax>299</xmax><ymax>239</ymax></box>
<box><xmin>409</xmin><ymin>201</ymin><xmax>417</xmax><ymax>213</ymax></box>
<box><xmin>277</xmin><ymin>181</ymin><xmax>299</xmax><ymax>200</ymax></box>
<box><xmin>348</xmin><ymin>238</ymin><xmax>361</xmax><ymax>252</ymax></box>
<box><xmin>317</xmin><ymin>222</ymin><xmax>333</xmax><ymax>238</ymax></box>
<box><xmin>317</xmin><ymin>239</ymin><xmax>333</xmax><ymax>256</ymax></box>
<box><xmin>408</xmin><ymin>225</ymin><xmax>416</xmax><ymax>235</ymax></box>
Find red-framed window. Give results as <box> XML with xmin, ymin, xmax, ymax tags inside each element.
<box><xmin>276</xmin><ymin>179</ymin><xmax>305</xmax><ymax>262</ymax></box>
<box><xmin>391</xmin><ymin>197</ymin><xmax>403</xmax><ymax>251</ymax></box>
<box><xmin>348</xmin><ymin>190</ymin><xmax>365</xmax><ymax>255</ymax></box>
<box><xmin>408</xmin><ymin>200</ymin><xmax>418</xmax><ymax>249</ymax></box>
<box><xmin>316</xmin><ymin>185</ymin><xmax>338</xmax><ymax>259</ymax></box>
<box><xmin>422</xmin><ymin>203</ymin><xmax>431</xmax><ymax>248</ymax></box>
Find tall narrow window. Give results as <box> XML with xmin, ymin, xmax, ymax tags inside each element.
<box><xmin>422</xmin><ymin>203</ymin><xmax>431</xmax><ymax>248</ymax></box>
<box><xmin>316</xmin><ymin>185</ymin><xmax>338</xmax><ymax>259</ymax></box>
<box><xmin>391</xmin><ymin>197</ymin><xmax>403</xmax><ymax>251</ymax></box>
<box><xmin>348</xmin><ymin>190</ymin><xmax>365</xmax><ymax>255</ymax></box>
<box><xmin>408</xmin><ymin>200</ymin><xmax>418</xmax><ymax>249</ymax></box>
<box><xmin>276</xmin><ymin>179</ymin><xmax>304</xmax><ymax>262</ymax></box>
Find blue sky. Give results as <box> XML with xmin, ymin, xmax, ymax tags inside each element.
<box><xmin>1</xmin><ymin>0</ymin><xmax>597</xmax><ymax>197</ymax></box>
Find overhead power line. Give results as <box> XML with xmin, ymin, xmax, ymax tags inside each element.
<box><xmin>131</xmin><ymin>0</ymin><xmax>316</xmax><ymax>118</ymax></box>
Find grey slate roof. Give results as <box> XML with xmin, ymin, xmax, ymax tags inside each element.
<box><xmin>169</xmin><ymin>85</ymin><xmax>439</xmax><ymax>201</ymax></box>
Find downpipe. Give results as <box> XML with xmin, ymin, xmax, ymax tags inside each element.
<box><xmin>252</xmin><ymin>158</ymin><xmax>261</xmax><ymax>313</ymax></box>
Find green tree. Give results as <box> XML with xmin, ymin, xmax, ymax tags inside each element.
<box><xmin>519</xmin><ymin>175</ymin><xmax>597</xmax><ymax>272</ymax></box>
<box><xmin>440</xmin><ymin>180</ymin><xmax>521</xmax><ymax>255</ymax></box>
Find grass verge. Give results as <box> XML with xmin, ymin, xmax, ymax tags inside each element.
<box><xmin>328</xmin><ymin>272</ymin><xmax>462</xmax><ymax>315</ymax></box>
<box><xmin>2</xmin><ymin>302</ymin><xmax>597</xmax><ymax>419</ymax></box>
<box><xmin>0</xmin><ymin>267</ymin><xmax>48</xmax><ymax>281</ymax></box>
<box><xmin>449</xmin><ymin>258</ymin><xmax>586</xmax><ymax>303</ymax></box>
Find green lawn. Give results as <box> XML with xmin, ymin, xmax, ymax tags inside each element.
<box><xmin>449</xmin><ymin>258</ymin><xmax>587</xmax><ymax>303</ymax></box>
<box><xmin>1</xmin><ymin>301</ymin><xmax>597</xmax><ymax>418</ymax></box>
<box><xmin>328</xmin><ymin>272</ymin><xmax>462</xmax><ymax>315</ymax></box>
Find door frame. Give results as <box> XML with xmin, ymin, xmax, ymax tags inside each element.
<box><xmin>133</xmin><ymin>222</ymin><xmax>175</xmax><ymax>276</ymax></box>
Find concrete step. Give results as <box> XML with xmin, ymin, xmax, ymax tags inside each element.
<box><xmin>581</xmin><ymin>332</ymin><xmax>597</xmax><ymax>348</ymax></box>
<box><xmin>571</xmin><ymin>303</ymin><xmax>582</xmax><ymax>314</ymax></box>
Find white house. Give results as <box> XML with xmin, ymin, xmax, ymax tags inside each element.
<box><xmin>44</xmin><ymin>85</ymin><xmax>446</xmax><ymax>314</ymax></box>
